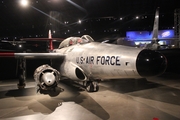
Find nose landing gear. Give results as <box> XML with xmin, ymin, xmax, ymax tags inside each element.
<box><xmin>85</xmin><ymin>81</ymin><xmax>99</xmax><ymax>92</ymax></box>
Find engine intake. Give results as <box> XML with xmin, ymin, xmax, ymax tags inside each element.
<box><xmin>34</xmin><ymin>64</ymin><xmax>60</xmax><ymax>90</ymax></box>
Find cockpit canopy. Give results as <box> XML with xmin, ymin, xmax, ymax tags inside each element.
<box><xmin>58</xmin><ymin>35</ymin><xmax>94</xmax><ymax>49</ymax></box>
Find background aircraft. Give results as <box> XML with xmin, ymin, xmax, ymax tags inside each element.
<box><xmin>102</xmin><ymin>8</ymin><xmax>172</xmax><ymax>50</ymax></box>
<box><xmin>143</xmin><ymin>7</ymin><xmax>160</xmax><ymax>50</ymax></box>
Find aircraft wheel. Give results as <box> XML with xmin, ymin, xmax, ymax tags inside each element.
<box><xmin>86</xmin><ymin>81</ymin><xmax>99</xmax><ymax>92</ymax></box>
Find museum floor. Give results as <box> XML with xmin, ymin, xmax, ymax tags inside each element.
<box><xmin>0</xmin><ymin>72</ymin><xmax>180</xmax><ymax>120</ymax></box>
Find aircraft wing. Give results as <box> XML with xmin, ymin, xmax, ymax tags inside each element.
<box><xmin>20</xmin><ymin>38</ymin><xmax>64</xmax><ymax>42</ymax></box>
<box><xmin>0</xmin><ymin>52</ymin><xmax>65</xmax><ymax>59</ymax></box>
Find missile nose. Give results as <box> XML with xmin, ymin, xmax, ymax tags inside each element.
<box><xmin>136</xmin><ymin>49</ymin><xmax>167</xmax><ymax>77</ymax></box>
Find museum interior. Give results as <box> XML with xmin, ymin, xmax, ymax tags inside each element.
<box><xmin>0</xmin><ymin>0</ymin><xmax>180</xmax><ymax>120</ymax></box>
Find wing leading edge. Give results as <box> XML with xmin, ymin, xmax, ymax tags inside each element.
<box><xmin>0</xmin><ymin>52</ymin><xmax>65</xmax><ymax>59</ymax></box>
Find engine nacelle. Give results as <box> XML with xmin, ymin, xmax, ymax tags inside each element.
<box><xmin>34</xmin><ymin>64</ymin><xmax>60</xmax><ymax>90</ymax></box>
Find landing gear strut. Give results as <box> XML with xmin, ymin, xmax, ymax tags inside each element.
<box><xmin>17</xmin><ymin>58</ymin><xmax>26</xmax><ymax>89</ymax></box>
<box><xmin>85</xmin><ymin>81</ymin><xmax>99</xmax><ymax>92</ymax></box>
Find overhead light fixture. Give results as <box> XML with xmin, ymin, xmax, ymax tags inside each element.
<box><xmin>20</xmin><ymin>0</ymin><xmax>29</xmax><ymax>7</ymax></box>
<box><xmin>78</xmin><ymin>20</ymin><xmax>82</xmax><ymax>24</ymax></box>
<box><xmin>136</xmin><ymin>16</ymin><xmax>139</xmax><ymax>19</ymax></box>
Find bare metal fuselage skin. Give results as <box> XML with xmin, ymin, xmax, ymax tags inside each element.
<box><xmin>53</xmin><ymin>41</ymin><xmax>166</xmax><ymax>81</ymax></box>
<box><xmin>0</xmin><ymin>36</ymin><xmax>167</xmax><ymax>92</ymax></box>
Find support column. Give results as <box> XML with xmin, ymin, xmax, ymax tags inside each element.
<box><xmin>17</xmin><ymin>58</ymin><xmax>26</xmax><ymax>89</ymax></box>
<box><xmin>174</xmin><ymin>9</ymin><xmax>180</xmax><ymax>48</ymax></box>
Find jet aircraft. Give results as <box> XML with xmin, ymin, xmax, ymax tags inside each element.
<box><xmin>0</xmin><ymin>33</ymin><xmax>167</xmax><ymax>94</ymax></box>
<box><xmin>144</xmin><ymin>7</ymin><xmax>160</xmax><ymax>50</ymax></box>
<box><xmin>134</xmin><ymin>8</ymin><xmax>177</xmax><ymax>50</ymax></box>
<box><xmin>113</xmin><ymin>8</ymin><xmax>161</xmax><ymax>49</ymax></box>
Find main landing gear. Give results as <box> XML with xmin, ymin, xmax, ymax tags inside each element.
<box><xmin>85</xmin><ymin>81</ymin><xmax>99</xmax><ymax>92</ymax></box>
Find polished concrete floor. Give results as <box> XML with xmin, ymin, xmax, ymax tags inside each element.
<box><xmin>0</xmin><ymin>72</ymin><xmax>180</xmax><ymax>120</ymax></box>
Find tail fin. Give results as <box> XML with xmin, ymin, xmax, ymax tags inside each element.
<box><xmin>20</xmin><ymin>30</ymin><xmax>64</xmax><ymax>52</ymax></box>
<box><xmin>143</xmin><ymin>8</ymin><xmax>160</xmax><ymax>50</ymax></box>
<box><xmin>48</xmin><ymin>30</ymin><xmax>52</xmax><ymax>39</ymax></box>
<box><xmin>152</xmin><ymin>7</ymin><xmax>159</xmax><ymax>42</ymax></box>
<box><xmin>48</xmin><ymin>30</ymin><xmax>53</xmax><ymax>51</ymax></box>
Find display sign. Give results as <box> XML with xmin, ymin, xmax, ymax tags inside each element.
<box><xmin>126</xmin><ymin>30</ymin><xmax>174</xmax><ymax>40</ymax></box>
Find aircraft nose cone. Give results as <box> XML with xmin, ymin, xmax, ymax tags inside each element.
<box><xmin>136</xmin><ymin>49</ymin><xmax>167</xmax><ymax>77</ymax></box>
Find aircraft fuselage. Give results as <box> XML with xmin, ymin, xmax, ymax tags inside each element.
<box><xmin>54</xmin><ymin>41</ymin><xmax>166</xmax><ymax>81</ymax></box>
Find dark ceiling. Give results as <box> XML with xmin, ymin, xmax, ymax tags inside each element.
<box><xmin>0</xmin><ymin>0</ymin><xmax>179</xmax><ymax>39</ymax></box>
